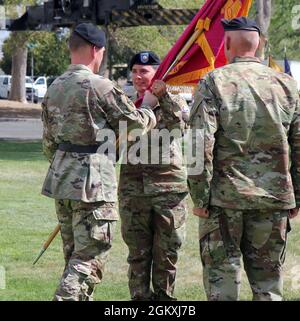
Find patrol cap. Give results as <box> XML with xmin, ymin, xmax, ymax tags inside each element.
<box><xmin>129</xmin><ymin>51</ymin><xmax>161</xmax><ymax>70</ymax></box>
<box><xmin>74</xmin><ymin>22</ymin><xmax>106</xmax><ymax>48</ymax></box>
<box><xmin>221</xmin><ymin>17</ymin><xmax>261</xmax><ymax>35</ymax></box>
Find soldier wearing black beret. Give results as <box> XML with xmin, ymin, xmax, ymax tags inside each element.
<box><xmin>73</xmin><ymin>22</ymin><xmax>106</xmax><ymax>48</ymax></box>
<box><xmin>221</xmin><ymin>16</ymin><xmax>261</xmax><ymax>35</ymax></box>
<box><xmin>188</xmin><ymin>16</ymin><xmax>300</xmax><ymax>301</ymax></box>
<box><xmin>42</xmin><ymin>23</ymin><xmax>159</xmax><ymax>301</ymax></box>
<box><xmin>129</xmin><ymin>51</ymin><xmax>161</xmax><ymax>71</ymax></box>
<box><xmin>119</xmin><ymin>49</ymin><xmax>190</xmax><ymax>301</ymax></box>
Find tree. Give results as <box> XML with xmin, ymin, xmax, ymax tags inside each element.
<box><xmin>3</xmin><ymin>0</ymin><xmax>37</xmax><ymax>102</ymax></box>
<box><xmin>256</xmin><ymin>0</ymin><xmax>272</xmax><ymax>36</ymax></box>
<box><xmin>255</xmin><ymin>0</ymin><xmax>272</xmax><ymax>60</ymax></box>
<box><xmin>269</xmin><ymin>0</ymin><xmax>300</xmax><ymax>60</ymax></box>
<box><xmin>1</xmin><ymin>31</ymin><xmax>70</xmax><ymax>77</ymax></box>
<box><xmin>27</xmin><ymin>31</ymin><xmax>70</xmax><ymax>77</ymax></box>
<box><xmin>9</xmin><ymin>31</ymin><xmax>31</xmax><ymax>102</ymax></box>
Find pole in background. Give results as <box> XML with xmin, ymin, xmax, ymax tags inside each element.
<box><xmin>31</xmin><ymin>52</ymin><xmax>34</xmax><ymax>103</ymax></box>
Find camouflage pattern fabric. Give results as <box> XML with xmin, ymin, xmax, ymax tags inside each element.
<box><xmin>119</xmin><ymin>92</ymin><xmax>189</xmax><ymax>196</ymax></box>
<box><xmin>42</xmin><ymin>64</ymin><xmax>156</xmax><ymax>301</ymax></box>
<box><xmin>119</xmin><ymin>192</ymin><xmax>188</xmax><ymax>301</ymax></box>
<box><xmin>188</xmin><ymin>56</ymin><xmax>300</xmax><ymax>301</ymax></box>
<box><xmin>119</xmin><ymin>92</ymin><xmax>189</xmax><ymax>300</ymax></box>
<box><xmin>41</xmin><ymin>64</ymin><xmax>157</xmax><ymax>203</ymax></box>
<box><xmin>199</xmin><ymin>206</ymin><xmax>290</xmax><ymax>301</ymax></box>
<box><xmin>188</xmin><ymin>57</ymin><xmax>300</xmax><ymax>210</ymax></box>
<box><xmin>53</xmin><ymin>200</ymin><xmax>117</xmax><ymax>301</ymax></box>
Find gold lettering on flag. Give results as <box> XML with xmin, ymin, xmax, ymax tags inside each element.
<box><xmin>221</xmin><ymin>0</ymin><xmax>242</xmax><ymax>19</ymax></box>
<box><xmin>195</xmin><ymin>17</ymin><xmax>211</xmax><ymax>31</ymax></box>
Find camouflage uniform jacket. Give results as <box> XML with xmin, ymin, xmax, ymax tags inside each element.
<box><xmin>188</xmin><ymin>57</ymin><xmax>300</xmax><ymax>210</ymax></box>
<box><xmin>41</xmin><ymin>64</ymin><xmax>156</xmax><ymax>205</ymax></box>
<box><xmin>119</xmin><ymin>91</ymin><xmax>189</xmax><ymax>196</ymax></box>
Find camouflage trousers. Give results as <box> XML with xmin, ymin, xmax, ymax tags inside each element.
<box><xmin>119</xmin><ymin>192</ymin><xmax>188</xmax><ymax>301</ymax></box>
<box><xmin>199</xmin><ymin>206</ymin><xmax>290</xmax><ymax>301</ymax></box>
<box><xmin>53</xmin><ymin>199</ymin><xmax>117</xmax><ymax>301</ymax></box>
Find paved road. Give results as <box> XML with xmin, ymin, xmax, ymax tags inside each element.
<box><xmin>0</xmin><ymin>118</ymin><xmax>42</xmax><ymax>140</ymax></box>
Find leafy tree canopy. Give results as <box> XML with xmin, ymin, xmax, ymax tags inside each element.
<box><xmin>0</xmin><ymin>31</ymin><xmax>70</xmax><ymax>76</ymax></box>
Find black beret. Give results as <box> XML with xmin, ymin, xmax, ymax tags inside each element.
<box><xmin>129</xmin><ymin>51</ymin><xmax>161</xmax><ymax>70</ymax></box>
<box><xmin>221</xmin><ymin>17</ymin><xmax>261</xmax><ymax>35</ymax></box>
<box><xmin>74</xmin><ymin>22</ymin><xmax>106</xmax><ymax>48</ymax></box>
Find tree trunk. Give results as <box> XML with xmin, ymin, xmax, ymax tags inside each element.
<box><xmin>255</xmin><ymin>0</ymin><xmax>272</xmax><ymax>60</ymax></box>
<box><xmin>99</xmin><ymin>26</ymin><xmax>110</xmax><ymax>78</ymax></box>
<box><xmin>9</xmin><ymin>46</ymin><xmax>28</xmax><ymax>103</ymax></box>
<box><xmin>8</xmin><ymin>31</ymin><xmax>32</xmax><ymax>103</ymax></box>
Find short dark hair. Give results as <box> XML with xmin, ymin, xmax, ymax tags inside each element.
<box><xmin>68</xmin><ymin>31</ymin><xmax>91</xmax><ymax>51</ymax></box>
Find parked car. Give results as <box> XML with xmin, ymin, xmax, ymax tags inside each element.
<box><xmin>32</xmin><ymin>76</ymin><xmax>47</xmax><ymax>103</ymax></box>
<box><xmin>0</xmin><ymin>75</ymin><xmax>55</xmax><ymax>103</ymax></box>
<box><xmin>0</xmin><ymin>75</ymin><xmax>35</xmax><ymax>100</ymax></box>
<box><xmin>32</xmin><ymin>76</ymin><xmax>57</xmax><ymax>103</ymax></box>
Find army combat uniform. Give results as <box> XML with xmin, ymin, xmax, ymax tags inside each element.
<box><xmin>118</xmin><ymin>91</ymin><xmax>189</xmax><ymax>301</ymax></box>
<box><xmin>188</xmin><ymin>56</ymin><xmax>300</xmax><ymax>301</ymax></box>
<box><xmin>41</xmin><ymin>64</ymin><xmax>156</xmax><ymax>301</ymax></box>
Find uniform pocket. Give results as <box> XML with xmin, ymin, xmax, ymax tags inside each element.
<box><xmin>246</xmin><ymin>218</ymin><xmax>273</xmax><ymax>250</ymax></box>
<box><xmin>89</xmin><ymin>216</ymin><xmax>115</xmax><ymax>245</ymax></box>
<box><xmin>274</xmin><ymin>214</ymin><xmax>289</xmax><ymax>265</ymax></box>
<box><xmin>171</xmin><ymin>193</ymin><xmax>188</xmax><ymax>229</ymax></box>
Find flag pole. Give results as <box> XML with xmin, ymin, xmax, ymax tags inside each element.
<box><xmin>284</xmin><ymin>46</ymin><xmax>287</xmax><ymax>58</ymax></box>
<box><xmin>33</xmin><ymin>224</ymin><xmax>61</xmax><ymax>265</ymax></box>
<box><xmin>267</xmin><ymin>43</ymin><xmax>271</xmax><ymax>67</ymax></box>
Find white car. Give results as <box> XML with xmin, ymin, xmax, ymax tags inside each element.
<box><xmin>32</xmin><ymin>76</ymin><xmax>48</xmax><ymax>102</ymax></box>
<box><xmin>0</xmin><ymin>75</ymin><xmax>48</xmax><ymax>102</ymax></box>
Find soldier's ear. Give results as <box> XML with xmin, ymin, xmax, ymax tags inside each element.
<box><xmin>91</xmin><ymin>45</ymin><xmax>97</xmax><ymax>58</ymax></box>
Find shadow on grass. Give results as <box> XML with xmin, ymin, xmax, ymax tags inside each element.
<box><xmin>0</xmin><ymin>140</ymin><xmax>45</xmax><ymax>162</ymax></box>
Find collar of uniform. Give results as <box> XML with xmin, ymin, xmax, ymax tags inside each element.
<box><xmin>231</xmin><ymin>56</ymin><xmax>261</xmax><ymax>64</ymax></box>
<box><xmin>67</xmin><ymin>64</ymin><xmax>93</xmax><ymax>73</ymax></box>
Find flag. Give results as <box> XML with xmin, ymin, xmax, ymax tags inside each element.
<box><xmin>284</xmin><ymin>55</ymin><xmax>293</xmax><ymax>76</ymax></box>
<box><xmin>268</xmin><ymin>55</ymin><xmax>283</xmax><ymax>73</ymax></box>
<box><xmin>153</xmin><ymin>0</ymin><xmax>253</xmax><ymax>87</ymax></box>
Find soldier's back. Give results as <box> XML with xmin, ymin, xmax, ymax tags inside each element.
<box><xmin>205</xmin><ymin>57</ymin><xmax>299</xmax><ymax>209</ymax></box>
<box><xmin>45</xmin><ymin>65</ymin><xmax>113</xmax><ymax>146</ymax></box>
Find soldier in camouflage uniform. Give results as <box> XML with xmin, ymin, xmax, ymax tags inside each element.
<box><xmin>118</xmin><ymin>51</ymin><xmax>189</xmax><ymax>301</ymax></box>
<box><xmin>41</xmin><ymin>23</ymin><xmax>158</xmax><ymax>301</ymax></box>
<box><xmin>188</xmin><ymin>17</ymin><xmax>300</xmax><ymax>301</ymax></box>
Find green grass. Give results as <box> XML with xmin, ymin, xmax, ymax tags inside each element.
<box><xmin>0</xmin><ymin>140</ymin><xmax>300</xmax><ymax>301</ymax></box>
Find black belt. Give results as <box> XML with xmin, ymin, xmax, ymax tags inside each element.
<box><xmin>58</xmin><ymin>143</ymin><xmax>100</xmax><ymax>153</ymax></box>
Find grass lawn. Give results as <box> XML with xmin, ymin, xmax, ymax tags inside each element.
<box><xmin>0</xmin><ymin>140</ymin><xmax>300</xmax><ymax>301</ymax></box>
